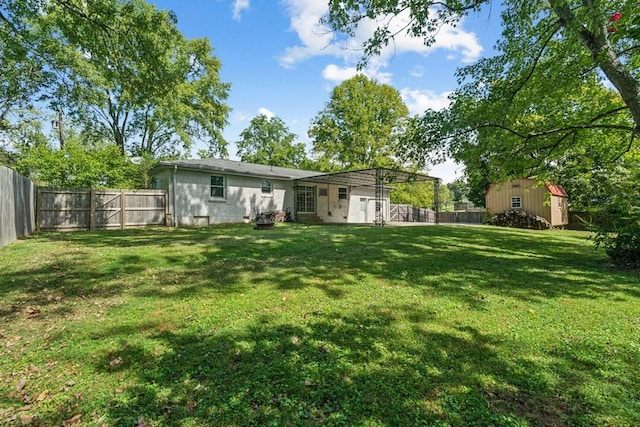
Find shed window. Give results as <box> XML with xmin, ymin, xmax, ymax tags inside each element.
<box><xmin>511</xmin><ymin>196</ymin><xmax>522</xmax><ymax>209</ymax></box>
<box><xmin>319</xmin><ymin>188</ymin><xmax>328</xmax><ymax>196</ymax></box>
<box><xmin>261</xmin><ymin>180</ymin><xmax>272</xmax><ymax>194</ymax></box>
<box><xmin>211</xmin><ymin>175</ymin><xmax>225</xmax><ymax>198</ymax></box>
<box><xmin>338</xmin><ymin>187</ymin><xmax>348</xmax><ymax>200</ymax></box>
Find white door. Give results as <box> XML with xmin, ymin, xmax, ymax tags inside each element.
<box><xmin>359</xmin><ymin>198</ymin><xmax>368</xmax><ymax>222</ymax></box>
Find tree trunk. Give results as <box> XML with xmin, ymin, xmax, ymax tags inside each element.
<box><xmin>551</xmin><ymin>1</ymin><xmax>640</xmax><ymax>137</ymax></box>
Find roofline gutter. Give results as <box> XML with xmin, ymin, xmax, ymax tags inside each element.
<box><xmin>152</xmin><ymin>163</ymin><xmax>317</xmax><ymax>181</ymax></box>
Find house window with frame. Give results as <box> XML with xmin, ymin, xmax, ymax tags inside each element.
<box><xmin>210</xmin><ymin>175</ymin><xmax>225</xmax><ymax>198</ymax></box>
<box><xmin>511</xmin><ymin>196</ymin><xmax>522</xmax><ymax>209</ymax></box>
<box><xmin>296</xmin><ymin>186</ymin><xmax>315</xmax><ymax>213</ymax></box>
<box><xmin>261</xmin><ymin>180</ymin><xmax>272</xmax><ymax>194</ymax></box>
<box><xmin>338</xmin><ymin>187</ymin><xmax>348</xmax><ymax>200</ymax></box>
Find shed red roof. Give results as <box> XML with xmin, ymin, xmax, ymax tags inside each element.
<box><xmin>545</xmin><ymin>182</ymin><xmax>568</xmax><ymax>197</ymax></box>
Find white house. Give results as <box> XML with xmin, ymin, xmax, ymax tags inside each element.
<box><xmin>150</xmin><ymin>159</ymin><xmax>429</xmax><ymax>226</ymax></box>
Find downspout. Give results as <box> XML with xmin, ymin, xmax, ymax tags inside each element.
<box><xmin>293</xmin><ymin>179</ymin><xmax>298</xmax><ymax>222</ymax></box>
<box><xmin>172</xmin><ymin>165</ymin><xmax>178</xmax><ymax>227</ymax></box>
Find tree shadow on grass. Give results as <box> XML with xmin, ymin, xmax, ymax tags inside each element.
<box><xmin>2</xmin><ymin>224</ymin><xmax>638</xmax><ymax>322</ymax></box>
<box><xmin>94</xmin><ymin>305</ymin><xmax>632</xmax><ymax>426</ymax></box>
<box><xmin>3</xmin><ymin>226</ymin><xmax>640</xmax><ymax>425</ymax></box>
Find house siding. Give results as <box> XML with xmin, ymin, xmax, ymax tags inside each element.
<box><xmin>151</xmin><ymin>162</ymin><xmax>397</xmax><ymax>226</ymax></box>
<box><xmin>161</xmin><ymin>169</ymin><xmax>294</xmax><ymax>226</ymax></box>
<box><xmin>295</xmin><ymin>182</ymin><xmax>390</xmax><ymax>224</ymax></box>
<box><xmin>486</xmin><ymin>178</ymin><xmax>568</xmax><ymax>226</ymax></box>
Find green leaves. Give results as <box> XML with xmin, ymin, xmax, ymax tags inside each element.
<box><xmin>309</xmin><ymin>74</ymin><xmax>409</xmax><ymax>171</ymax></box>
<box><xmin>323</xmin><ymin>0</ymin><xmax>485</xmax><ymax>68</ymax></box>
<box><xmin>235</xmin><ymin>115</ymin><xmax>308</xmax><ymax>168</ymax></box>
<box><xmin>14</xmin><ymin>135</ymin><xmax>149</xmax><ymax>188</ymax></box>
<box><xmin>2</xmin><ymin>0</ymin><xmax>231</xmax><ymax>159</ymax></box>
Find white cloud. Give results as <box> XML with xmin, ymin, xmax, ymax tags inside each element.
<box><xmin>410</xmin><ymin>66</ymin><xmax>424</xmax><ymax>78</ymax></box>
<box><xmin>232</xmin><ymin>0</ymin><xmax>250</xmax><ymax>21</ymax></box>
<box><xmin>322</xmin><ymin>64</ymin><xmax>359</xmax><ymax>83</ymax></box>
<box><xmin>320</xmin><ymin>62</ymin><xmax>392</xmax><ymax>87</ymax></box>
<box><xmin>279</xmin><ymin>0</ymin><xmax>483</xmax><ymax>74</ymax></box>
<box><xmin>400</xmin><ymin>88</ymin><xmax>452</xmax><ymax>115</ymax></box>
<box><xmin>233</xmin><ymin>111</ymin><xmax>248</xmax><ymax>122</ymax></box>
<box><xmin>258</xmin><ymin>107</ymin><xmax>275</xmax><ymax>118</ymax></box>
<box><xmin>279</xmin><ymin>1</ymin><xmax>339</xmax><ymax>68</ymax></box>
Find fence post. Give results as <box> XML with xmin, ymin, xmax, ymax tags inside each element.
<box><xmin>120</xmin><ymin>190</ymin><xmax>126</xmax><ymax>229</ymax></box>
<box><xmin>35</xmin><ymin>187</ymin><xmax>41</xmax><ymax>232</ymax></box>
<box><xmin>90</xmin><ymin>189</ymin><xmax>96</xmax><ymax>231</ymax></box>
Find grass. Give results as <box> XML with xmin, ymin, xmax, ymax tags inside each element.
<box><xmin>0</xmin><ymin>223</ymin><xmax>638</xmax><ymax>426</ymax></box>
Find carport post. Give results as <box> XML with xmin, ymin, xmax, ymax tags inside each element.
<box><xmin>434</xmin><ymin>178</ymin><xmax>441</xmax><ymax>225</ymax></box>
<box><xmin>375</xmin><ymin>168</ymin><xmax>384</xmax><ymax>226</ymax></box>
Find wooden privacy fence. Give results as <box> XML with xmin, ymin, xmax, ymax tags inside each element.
<box><xmin>389</xmin><ymin>204</ymin><xmax>486</xmax><ymax>224</ymax></box>
<box><xmin>0</xmin><ymin>167</ymin><xmax>36</xmax><ymax>247</ymax></box>
<box><xmin>439</xmin><ymin>210</ymin><xmax>486</xmax><ymax>224</ymax></box>
<box><xmin>389</xmin><ymin>204</ymin><xmax>437</xmax><ymax>223</ymax></box>
<box><xmin>37</xmin><ymin>188</ymin><xmax>167</xmax><ymax>231</ymax></box>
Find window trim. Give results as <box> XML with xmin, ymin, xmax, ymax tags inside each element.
<box><xmin>296</xmin><ymin>185</ymin><xmax>316</xmax><ymax>213</ymax></box>
<box><xmin>338</xmin><ymin>187</ymin><xmax>348</xmax><ymax>200</ymax></box>
<box><xmin>261</xmin><ymin>179</ymin><xmax>272</xmax><ymax>195</ymax></box>
<box><xmin>210</xmin><ymin>175</ymin><xmax>225</xmax><ymax>199</ymax></box>
<box><xmin>511</xmin><ymin>196</ymin><xmax>522</xmax><ymax>209</ymax></box>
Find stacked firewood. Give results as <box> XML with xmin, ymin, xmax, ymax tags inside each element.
<box><xmin>256</xmin><ymin>210</ymin><xmax>290</xmax><ymax>223</ymax></box>
<box><xmin>486</xmin><ymin>210</ymin><xmax>552</xmax><ymax>230</ymax></box>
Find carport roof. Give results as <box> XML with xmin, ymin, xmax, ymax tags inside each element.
<box><xmin>297</xmin><ymin>168</ymin><xmax>439</xmax><ymax>188</ymax></box>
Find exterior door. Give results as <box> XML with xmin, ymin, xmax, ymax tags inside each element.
<box><xmin>359</xmin><ymin>198</ymin><xmax>368</xmax><ymax>222</ymax></box>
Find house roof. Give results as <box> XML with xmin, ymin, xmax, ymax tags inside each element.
<box><xmin>152</xmin><ymin>159</ymin><xmax>440</xmax><ymax>188</ymax></box>
<box><xmin>152</xmin><ymin>158</ymin><xmax>323</xmax><ymax>180</ymax></box>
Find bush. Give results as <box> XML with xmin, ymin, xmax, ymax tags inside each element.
<box><xmin>592</xmin><ymin>206</ymin><xmax>640</xmax><ymax>268</ymax></box>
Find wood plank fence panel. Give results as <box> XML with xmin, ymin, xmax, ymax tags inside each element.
<box><xmin>37</xmin><ymin>188</ymin><xmax>167</xmax><ymax>231</ymax></box>
<box><xmin>389</xmin><ymin>204</ymin><xmax>436</xmax><ymax>223</ymax></box>
<box><xmin>439</xmin><ymin>211</ymin><xmax>486</xmax><ymax>224</ymax></box>
<box><xmin>0</xmin><ymin>167</ymin><xmax>36</xmax><ymax>248</ymax></box>
<box><xmin>390</xmin><ymin>203</ymin><xmax>485</xmax><ymax>224</ymax></box>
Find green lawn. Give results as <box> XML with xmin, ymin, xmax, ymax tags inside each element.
<box><xmin>1</xmin><ymin>224</ymin><xmax>638</xmax><ymax>426</ymax></box>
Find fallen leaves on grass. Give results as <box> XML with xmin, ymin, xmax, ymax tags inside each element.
<box><xmin>20</xmin><ymin>413</ymin><xmax>36</xmax><ymax>425</ymax></box>
<box><xmin>62</xmin><ymin>414</ymin><xmax>82</xmax><ymax>426</ymax></box>
<box><xmin>16</xmin><ymin>377</ymin><xmax>27</xmax><ymax>392</ymax></box>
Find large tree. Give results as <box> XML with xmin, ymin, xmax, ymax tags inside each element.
<box><xmin>0</xmin><ymin>1</ymin><xmax>52</xmax><ymax>132</ymax></box>
<box><xmin>1</xmin><ymin>0</ymin><xmax>230</xmax><ymax>158</ymax></box>
<box><xmin>323</xmin><ymin>1</ymin><xmax>640</xmax><ymax>171</ymax></box>
<box><xmin>325</xmin><ymin>0</ymin><xmax>639</xmax><ymax>203</ymax></box>
<box><xmin>308</xmin><ymin>74</ymin><xmax>409</xmax><ymax>171</ymax></box>
<box><xmin>236</xmin><ymin>114</ymin><xmax>308</xmax><ymax>168</ymax></box>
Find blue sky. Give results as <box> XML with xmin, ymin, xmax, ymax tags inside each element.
<box><xmin>151</xmin><ymin>0</ymin><xmax>504</xmax><ymax>183</ymax></box>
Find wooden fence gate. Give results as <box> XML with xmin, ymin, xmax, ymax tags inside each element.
<box><xmin>37</xmin><ymin>188</ymin><xmax>167</xmax><ymax>231</ymax></box>
<box><xmin>389</xmin><ymin>204</ymin><xmax>437</xmax><ymax>223</ymax></box>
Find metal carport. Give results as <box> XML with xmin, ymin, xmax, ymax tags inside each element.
<box><xmin>294</xmin><ymin>168</ymin><xmax>441</xmax><ymax>225</ymax></box>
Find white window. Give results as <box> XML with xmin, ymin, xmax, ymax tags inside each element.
<box><xmin>296</xmin><ymin>186</ymin><xmax>315</xmax><ymax>213</ymax></box>
<box><xmin>338</xmin><ymin>187</ymin><xmax>348</xmax><ymax>200</ymax></box>
<box><xmin>211</xmin><ymin>175</ymin><xmax>225</xmax><ymax>198</ymax></box>
<box><xmin>511</xmin><ymin>196</ymin><xmax>522</xmax><ymax>209</ymax></box>
<box><xmin>261</xmin><ymin>180</ymin><xmax>272</xmax><ymax>194</ymax></box>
